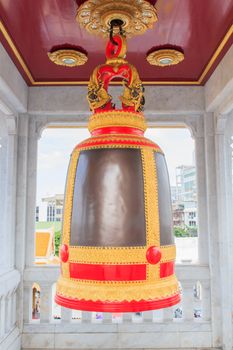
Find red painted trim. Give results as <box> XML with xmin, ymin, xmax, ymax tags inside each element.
<box><xmin>160</xmin><ymin>262</ymin><xmax>174</xmax><ymax>278</ymax></box>
<box><xmin>69</xmin><ymin>263</ymin><xmax>147</xmax><ymax>281</ymax></box>
<box><xmin>78</xmin><ymin>139</ymin><xmax>161</xmax><ymax>150</ymax></box>
<box><xmin>91</xmin><ymin>126</ymin><xmax>144</xmax><ymax>136</ymax></box>
<box><xmin>55</xmin><ymin>293</ymin><xmax>181</xmax><ymax>312</ymax></box>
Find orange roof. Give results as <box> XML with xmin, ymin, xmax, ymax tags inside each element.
<box><xmin>35</xmin><ymin>227</ymin><xmax>60</xmax><ymax>265</ymax></box>
<box><xmin>35</xmin><ymin>232</ymin><xmax>51</xmax><ymax>257</ymax></box>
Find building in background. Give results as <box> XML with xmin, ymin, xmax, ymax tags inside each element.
<box><xmin>172</xmin><ymin>203</ymin><xmax>185</xmax><ymax>227</ymax></box>
<box><xmin>173</xmin><ymin>165</ymin><xmax>198</xmax><ymax>231</ymax></box>
<box><xmin>41</xmin><ymin>194</ymin><xmax>64</xmax><ymax>222</ymax></box>
<box><xmin>36</xmin><ymin>195</ymin><xmax>64</xmax><ymax>222</ymax></box>
<box><xmin>35</xmin><ymin>205</ymin><xmax>40</xmax><ymax>222</ymax></box>
<box><xmin>170</xmin><ymin>185</ymin><xmax>178</xmax><ymax>203</ymax></box>
<box><xmin>184</xmin><ymin>202</ymin><xmax>198</xmax><ymax>227</ymax></box>
<box><xmin>176</xmin><ymin>165</ymin><xmax>197</xmax><ymax>202</ymax></box>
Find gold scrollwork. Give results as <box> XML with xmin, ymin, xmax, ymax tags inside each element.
<box><xmin>76</xmin><ymin>0</ymin><xmax>157</xmax><ymax>38</ymax></box>
<box><xmin>56</xmin><ymin>274</ymin><xmax>179</xmax><ymax>302</ymax></box>
<box><xmin>141</xmin><ymin>148</ymin><xmax>160</xmax><ymax>281</ymax></box>
<box><xmin>88</xmin><ymin>110</ymin><xmax>147</xmax><ymax>132</ymax></box>
<box><xmin>48</xmin><ymin>49</ymin><xmax>88</xmax><ymax>67</ymax></box>
<box><xmin>147</xmin><ymin>49</ymin><xmax>184</xmax><ymax>67</ymax></box>
<box><xmin>69</xmin><ymin>245</ymin><xmax>176</xmax><ymax>264</ymax></box>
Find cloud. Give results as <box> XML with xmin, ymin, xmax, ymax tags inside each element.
<box><xmin>37</xmin><ymin>150</ymin><xmax>69</xmax><ymax>171</ymax></box>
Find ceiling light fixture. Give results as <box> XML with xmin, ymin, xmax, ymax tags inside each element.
<box><xmin>147</xmin><ymin>48</ymin><xmax>184</xmax><ymax>67</ymax></box>
<box><xmin>48</xmin><ymin>49</ymin><xmax>88</xmax><ymax>67</ymax></box>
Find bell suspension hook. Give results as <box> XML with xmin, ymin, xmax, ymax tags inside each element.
<box><xmin>109</xmin><ymin>19</ymin><xmax>124</xmax><ymax>46</ymax></box>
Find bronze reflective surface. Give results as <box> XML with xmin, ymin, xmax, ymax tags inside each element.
<box><xmin>70</xmin><ymin>149</ymin><xmax>146</xmax><ymax>247</ymax></box>
<box><xmin>155</xmin><ymin>152</ymin><xmax>174</xmax><ymax>245</ymax></box>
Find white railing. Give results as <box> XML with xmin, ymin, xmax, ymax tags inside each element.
<box><xmin>0</xmin><ymin>269</ymin><xmax>20</xmax><ymax>350</ymax></box>
<box><xmin>22</xmin><ymin>264</ymin><xmax>211</xmax><ymax>349</ymax></box>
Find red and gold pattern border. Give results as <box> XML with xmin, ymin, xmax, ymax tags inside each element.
<box><xmin>88</xmin><ymin>111</ymin><xmax>147</xmax><ymax>133</ymax></box>
<box><xmin>76</xmin><ymin>135</ymin><xmax>163</xmax><ymax>152</ymax></box>
<box><xmin>69</xmin><ymin>244</ymin><xmax>176</xmax><ymax>264</ymax></box>
<box><xmin>56</xmin><ymin>274</ymin><xmax>179</xmax><ymax>301</ymax></box>
<box><xmin>55</xmin><ymin>293</ymin><xmax>181</xmax><ymax>312</ymax></box>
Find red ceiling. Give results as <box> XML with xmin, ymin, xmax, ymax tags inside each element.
<box><xmin>0</xmin><ymin>0</ymin><xmax>232</xmax><ymax>85</ymax></box>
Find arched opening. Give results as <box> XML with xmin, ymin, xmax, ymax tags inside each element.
<box><xmin>35</xmin><ymin>127</ymin><xmax>89</xmax><ymax>263</ymax></box>
<box><xmin>35</xmin><ymin>126</ymin><xmax>198</xmax><ymax>264</ymax></box>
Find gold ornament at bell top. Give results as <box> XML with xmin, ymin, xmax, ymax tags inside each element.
<box><xmin>76</xmin><ymin>0</ymin><xmax>158</xmax><ymax>38</ymax></box>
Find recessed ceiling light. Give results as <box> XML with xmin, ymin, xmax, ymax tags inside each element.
<box><xmin>48</xmin><ymin>49</ymin><xmax>88</xmax><ymax>67</ymax></box>
<box><xmin>147</xmin><ymin>48</ymin><xmax>184</xmax><ymax>67</ymax></box>
<box><xmin>62</xmin><ymin>57</ymin><xmax>76</xmax><ymax>65</ymax></box>
<box><xmin>159</xmin><ymin>57</ymin><xmax>173</xmax><ymax>65</ymax></box>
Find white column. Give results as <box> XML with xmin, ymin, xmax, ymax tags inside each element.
<box><xmin>143</xmin><ymin>310</ymin><xmax>153</xmax><ymax>322</ymax></box>
<box><xmin>40</xmin><ymin>283</ymin><xmax>52</xmax><ymax>323</ymax></box>
<box><xmin>194</xmin><ymin>117</ymin><xmax>209</xmax><ymax>264</ymax></box>
<box><xmin>214</xmin><ymin>113</ymin><xmax>233</xmax><ymax>350</ymax></box>
<box><xmin>204</xmin><ymin>113</ymin><xmax>225</xmax><ymax>348</ymax></box>
<box><xmin>5</xmin><ymin>293</ymin><xmax>12</xmax><ymax>332</ymax></box>
<box><xmin>25</xmin><ymin>117</ymin><xmax>39</xmax><ymax>267</ymax></box>
<box><xmin>103</xmin><ymin>312</ymin><xmax>112</xmax><ymax>323</ymax></box>
<box><xmin>23</xmin><ymin>283</ymin><xmax>33</xmax><ymax>324</ymax></box>
<box><xmin>182</xmin><ymin>281</ymin><xmax>194</xmax><ymax>321</ymax></box>
<box><xmin>81</xmin><ymin>311</ymin><xmax>92</xmax><ymax>323</ymax></box>
<box><xmin>204</xmin><ymin>112</ymin><xmax>221</xmax><ymax>345</ymax></box>
<box><xmin>201</xmin><ymin>281</ymin><xmax>211</xmax><ymax>321</ymax></box>
<box><xmin>0</xmin><ymin>296</ymin><xmax>6</xmax><ymax>337</ymax></box>
<box><xmin>5</xmin><ymin>116</ymin><xmax>17</xmax><ymax>270</ymax></box>
<box><xmin>15</xmin><ymin>114</ymin><xmax>29</xmax><ymax>332</ymax></box>
<box><xmin>11</xmin><ymin>290</ymin><xmax>17</xmax><ymax>327</ymax></box>
<box><xmin>122</xmin><ymin>312</ymin><xmax>132</xmax><ymax>323</ymax></box>
<box><xmin>61</xmin><ymin>307</ymin><xmax>72</xmax><ymax>323</ymax></box>
<box><xmin>163</xmin><ymin>307</ymin><xmax>174</xmax><ymax>322</ymax></box>
<box><xmin>15</xmin><ymin>114</ymin><xmax>29</xmax><ymax>271</ymax></box>
<box><xmin>0</xmin><ymin>115</ymin><xmax>8</xmax><ymax>273</ymax></box>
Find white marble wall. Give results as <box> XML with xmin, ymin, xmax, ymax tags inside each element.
<box><xmin>0</xmin><ymin>114</ymin><xmax>8</xmax><ymax>273</ymax></box>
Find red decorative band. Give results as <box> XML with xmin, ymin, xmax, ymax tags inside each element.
<box><xmin>55</xmin><ymin>293</ymin><xmax>181</xmax><ymax>312</ymax></box>
<box><xmin>160</xmin><ymin>262</ymin><xmax>174</xmax><ymax>278</ymax></box>
<box><xmin>91</xmin><ymin>126</ymin><xmax>144</xmax><ymax>136</ymax></box>
<box><xmin>78</xmin><ymin>139</ymin><xmax>161</xmax><ymax>150</ymax></box>
<box><xmin>69</xmin><ymin>263</ymin><xmax>147</xmax><ymax>281</ymax></box>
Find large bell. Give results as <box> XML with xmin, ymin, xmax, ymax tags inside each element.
<box><xmin>55</xmin><ymin>35</ymin><xmax>180</xmax><ymax>312</ymax></box>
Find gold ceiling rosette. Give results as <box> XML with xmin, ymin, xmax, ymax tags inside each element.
<box><xmin>147</xmin><ymin>48</ymin><xmax>185</xmax><ymax>67</ymax></box>
<box><xmin>76</xmin><ymin>0</ymin><xmax>158</xmax><ymax>38</ymax></box>
<box><xmin>48</xmin><ymin>49</ymin><xmax>88</xmax><ymax>67</ymax></box>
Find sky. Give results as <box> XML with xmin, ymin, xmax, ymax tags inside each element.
<box><xmin>36</xmin><ymin>127</ymin><xmax>195</xmax><ymax>202</ymax></box>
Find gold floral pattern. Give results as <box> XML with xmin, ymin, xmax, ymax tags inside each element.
<box><xmin>88</xmin><ymin>110</ymin><xmax>147</xmax><ymax>133</ymax></box>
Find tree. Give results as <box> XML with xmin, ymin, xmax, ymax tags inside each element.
<box><xmin>173</xmin><ymin>225</ymin><xmax>198</xmax><ymax>237</ymax></box>
<box><xmin>54</xmin><ymin>230</ymin><xmax>61</xmax><ymax>256</ymax></box>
